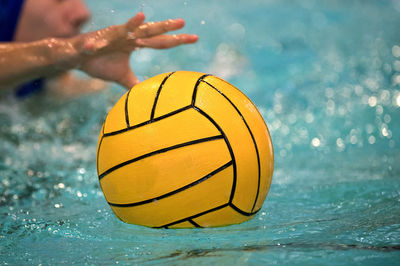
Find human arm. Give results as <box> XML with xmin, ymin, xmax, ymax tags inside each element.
<box><xmin>0</xmin><ymin>12</ymin><xmax>198</xmax><ymax>91</ymax></box>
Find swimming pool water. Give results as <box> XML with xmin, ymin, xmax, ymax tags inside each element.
<box><xmin>1</xmin><ymin>0</ymin><xmax>399</xmax><ymax>264</ymax></box>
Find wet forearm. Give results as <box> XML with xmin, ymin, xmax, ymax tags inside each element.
<box><xmin>0</xmin><ymin>38</ymin><xmax>81</xmax><ymax>90</ymax></box>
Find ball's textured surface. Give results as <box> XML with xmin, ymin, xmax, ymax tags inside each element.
<box><xmin>96</xmin><ymin>71</ymin><xmax>274</xmax><ymax>228</ymax></box>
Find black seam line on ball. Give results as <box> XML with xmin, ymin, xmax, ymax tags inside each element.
<box><xmin>191</xmin><ymin>74</ymin><xmax>211</xmax><ymax>106</ymax></box>
<box><xmin>107</xmin><ymin>161</ymin><xmax>233</xmax><ymax>207</ymax></box>
<box><xmin>150</xmin><ymin>71</ymin><xmax>175</xmax><ymax>121</ymax></box>
<box><xmin>154</xmin><ymin>203</ymin><xmax>229</xmax><ymax>228</ymax></box>
<box><xmin>102</xmin><ymin>105</ymin><xmax>192</xmax><ymax>137</ymax></box>
<box><xmin>192</xmin><ymin>106</ymin><xmax>237</xmax><ymax>203</ymax></box>
<box><xmin>188</xmin><ymin>219</ymin><xmax>202</xmax><ymax>228</ymax></box>
<box><xmin>98</xmin><ymin>135</ymin><xmax>224</xmax><ymax>180</ymax></box>
<box><xmin>202</xmin><ymin>79</ymin><xmax>262</xmax><ymax>213</ymax></box>
<box><xmin>125</xmin><ymin>89</ymin><xmax>132</xmax><ymax>127</ymax></box>
<box><xmin>229</xmin><ymin>202</ymin><xmax>259</xmax><ymax>216</ymax></box>
<box><xmin>96</xmin><ymin>125</ymin><xmax>105</xmax><ymax>176</ymax></box>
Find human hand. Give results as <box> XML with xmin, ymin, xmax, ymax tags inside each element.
<box><xmin>73</xmin><ymin>12</ymin><xmax>198</xmax><ymax>89</ymax></box>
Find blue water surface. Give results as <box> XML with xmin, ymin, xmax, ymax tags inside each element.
<box><xmin>1</xmin><ymin>0</ymin><xmax>400</xmax><ymax>264</ymax></box>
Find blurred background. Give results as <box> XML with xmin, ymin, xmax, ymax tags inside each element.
<box><xmin>1</xmin><ymin>0</ymin><xmax>399</xmax><ymax>264</ymax></box>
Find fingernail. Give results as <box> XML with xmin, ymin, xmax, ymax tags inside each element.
<box><xmin>176</xmin><ymin>18</ymin><xmax>185</xmax><ymax>25</ymax></box>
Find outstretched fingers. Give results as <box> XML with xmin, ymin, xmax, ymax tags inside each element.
<box><xmin>124</xmin><ymin>13</ymin><xmax>199</xmax><ymax>50</ymax></box>
<box><xmin>132</xmin><ymin>18</ymin><xmax>186</xmax><ymax>39</ymax></box>
<box><xmin>135</xmin><ymin>34</ymin><xmax>198</xmax><ymax>49</ymax></box>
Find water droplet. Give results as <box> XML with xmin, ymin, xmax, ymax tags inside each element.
<box><xmin>392</xmin><ymin>74</ymin><xmax>400</xmax><ymax>85</ymax></box>
<box><xmin>376</xmin><ymin>105</ymin><xmax>383</xmax><ymax>115</ymax></box>
<box><xmin>354</xmin><ymin>85</ymin><xmax>363</xmax><ymax>95</ymax></box>
<box><xmin>392</xmin><ymin>45</ymin><xmax>400</xmax><ymax>57</ymax></box>
<box><xmin>350</xmin><ymin>135</ymin><xmax>358</xmax><ymax>144</ymax></box>
<box><xmin>305</xmin><ymin>113</ymin><xmax>314</xmax><ymax>123</ymax></box>
<box><xmin>380</xmin><ymin>90</ymin><xmax>390</xmax><ymax>102</ymax></box>
<box><xmin>274</xmin><ymin>104</ymin><xmax>282</xmax><ymax>114</ymax></box>
<box><xmin>281</xmin><ymin>125</ymin><xmax>290</xmax><ymax>136</ymax></box>
<box><xmin>381</xmin><ymin>125</ymin><xmax>389</xmax><ymax>137</ymax></box>
<box><xmin>326</xmin><ymin>99</ymin><xmax>335</xmax><ymax>115</ymax></box>
<box><xmin>336</xmin><ymin>138</ymin><xmax>345</xmax><ymax>148</ymax></box>
<box><xmin>311</xmin><ymin>138</ymin><xmax>321</xmax><ymax>147</ymax></box>
<box><xmin>384</xmin><ymin>114</ymin><xmax>391</xmax><ymax>123</ymax></box>
<box><xmin>368</xmin><ymin>96</ymin><xmax>377</xmax><ymax>107</ymax></box>
<box><xmin>366</xmin><ymin>124</ymin><xmax>374</xmax><ymax>134</ymax></box>
<box><xmin>78</xmin><ymin>168</ymin><xmax>86</xmax><ymax>174</ymax></box>
<box><xmin>395</xmin><ymin>94</ymin><xmax>400</xmax><ymax>107</ymax></box>
<box><xmin>393</xmin><ymin>60</ymin><xmax>400</xmax><ymax>71</ymax></box>
<box><xmin>368</xmin><ymin>135</ymin><xmax>376</xmax><ymax>144</ymax></box>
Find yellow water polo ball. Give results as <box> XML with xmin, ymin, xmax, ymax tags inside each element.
<box><xmin>96</xmin><ymin>71</ymin><xmax>274</xmax><ymax>228</ymax></box>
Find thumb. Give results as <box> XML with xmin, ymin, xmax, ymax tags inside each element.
<box><xmin>118</xmin><ymin>70</ymin><xmax>140</xmax><ymax>90</ymax></box>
